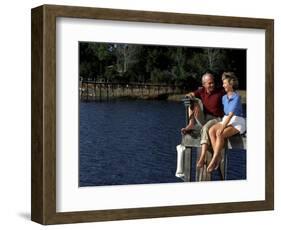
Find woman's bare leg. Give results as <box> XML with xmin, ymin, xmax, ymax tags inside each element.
<box><xmin>209</xmin><ymin>124</ymin><xmax>219</xmax><ymax>150</ymax></box>
<box><xmin>207</xmin><ymin>123</ymin><xmax>223</xmax><ymax>172</ymax></box>
<box><xmin>207</xmin><ymin>136</ymin><xmax>225</xmax><ymax>172</ymax></box>
<box><xmin>207</xmin><ymin>126</ymin><xmax>239</xmax><ymax>172</ymax></box>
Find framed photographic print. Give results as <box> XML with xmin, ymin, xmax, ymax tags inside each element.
<box><xmin>31</xmin><ymin>4</ymin><xmax>274</xmax><ymax>225</ymax></box>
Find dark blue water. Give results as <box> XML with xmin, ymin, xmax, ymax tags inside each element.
<box><xmin>79</xmin><ymin>100</ymin><xmax>246</xmax><ymax>187</ymax></box>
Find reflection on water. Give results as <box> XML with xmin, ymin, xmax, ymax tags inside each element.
<box><xmin>79</xmin><ymin>100</ymin><xmax>246</xmax><ymax>187</ymax></box>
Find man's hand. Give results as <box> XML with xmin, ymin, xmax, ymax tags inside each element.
<box><xmin>185</xmin><ymin>92</ymin><xmax>195</xmax><ymax>99</ymax></box>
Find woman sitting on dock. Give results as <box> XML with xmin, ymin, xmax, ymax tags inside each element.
<box><xmin>206</xmin><ymin>72</ymin><xmax>246</xmax><ymax>173</ymax></box>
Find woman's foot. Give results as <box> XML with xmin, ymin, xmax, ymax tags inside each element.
<box><xmin>207</xmin><ymin>155</ymin><xmax>221</xmax><ymax>173</ymax></box>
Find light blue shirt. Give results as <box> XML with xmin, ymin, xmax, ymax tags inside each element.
<box><xmin>222</xmin><ymin>92</ymin><xmax>243</xmax><ymax>117</ymax></box>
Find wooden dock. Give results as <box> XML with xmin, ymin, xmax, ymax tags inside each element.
<box><xmin>79</xmin><ymin>80</ymin><xmax>185</xmax><ymax>101</ymax></box>
<box><xmin>176</xmin><ymin>97</ymin><xmax>246</xmax><ymax>182</ymax></box>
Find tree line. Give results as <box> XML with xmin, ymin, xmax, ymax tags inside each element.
<box><xmin>79</xmin><ymin>42</ymin><xmax>246</xmax><ymax>90</ymax></box>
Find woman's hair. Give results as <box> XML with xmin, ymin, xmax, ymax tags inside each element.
<box><xmin>222</xmin><ymin>72</ymin><xmax>239</xmax><ymax>90</ymax></box>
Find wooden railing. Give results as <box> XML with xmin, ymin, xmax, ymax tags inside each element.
<box><xmin>79</xmin><ymin>80</ymin><xmax>186</xmax><ymax>101</ymax></box>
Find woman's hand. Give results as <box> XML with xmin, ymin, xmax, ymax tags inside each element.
<box><xmin>216</xmin><ymin>126</ymin><xmax>225</xmax><ymax>137</ymax></box>
<box><xmin>217</xmin><ymin>112</ymin><xmax>234</xmax><ymax>137</ymax></box>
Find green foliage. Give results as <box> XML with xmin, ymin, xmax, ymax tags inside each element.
<box><xmin>150</xmin><ymin>69</ymin><xmax>173</xmax><ymax>84</ymax></box>
<box><xmin>79</xmin><ymin>42</ymin><xmax>246</xmax><ymax>89</ymax></box>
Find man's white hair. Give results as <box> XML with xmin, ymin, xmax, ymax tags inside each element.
<box><xmin>201</xmin><ymin>73</ymin><xmax>214</xmax><ymax>84</ymax></box>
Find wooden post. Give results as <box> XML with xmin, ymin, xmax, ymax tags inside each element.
<box><xmin>86</xmin><ymin>81</ymin><xmax>89</xmax><ymax>102</ymax></box>
<box><xmin>221</xmin><ymin>147</ymin><xmax>228</xmax><ymax>180</ymax></box>
<box><xmin>183</xmin><ymin>147</ymin><xmax>192</xmax><ymax>182</ymax></box>
<box><xmin>80</xmin><ymin>82</ymin><xmax>84</xmax><ymax>100</ymax></box>
<box><xmin>182</xmin><ymin>97</ymin><xmax>192</xmax><ymax>126</ymax></box>
<box><xmin>94</xmin><ymin>83</ymin><xmax>96</xmax><ymax>101</ymax></box>
<box><xmin>116</xmin><ymin>84</ymin><xmax>119</xmax><ymax>97</ymax></box>
<box><xmin>204</xmin><ymin>151</ymin><xmax>212</xmax><ymax>181</ymax></box>
<box><xmin>195</xmin><ymin>148</ymin><xmax>203</xmax><ymax>181</ymax></box>
<box><xmin>217</xmin><ymin>148</ymin><xmax>225</xmax><ymax>180</ymax></box>
<box><xmin>99</xmin><ymin>84</ymin><xmax>101</xmax><ymax>101</ymax></box>
<box><xmin>195</xmin><ymin>147</ymin><xmax>212</xmax><ymax>181</ymax></box>
<box><xmin>106</xmin><ymin>83</ymin><xmax>109</xmax><ymax>101</ymax></box>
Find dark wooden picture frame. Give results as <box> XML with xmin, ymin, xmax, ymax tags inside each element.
<box><xmin>31</xmin><ymin>4</ymin><xmax>274</xmax><ymax>225</ymax></box>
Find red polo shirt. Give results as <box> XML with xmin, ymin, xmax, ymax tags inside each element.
<box><xmin>194</xmin><ymin>87</ymin><xmax>225</xmax><ymax>117</ymax></box>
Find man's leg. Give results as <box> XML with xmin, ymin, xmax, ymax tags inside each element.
<box><xmin>197</xmin><ymin>118</ymin><xmax>220</xmax><ymax>168</ymax></box>
<box><xmin>181</xmin><ymin>99</ymin><xmax>204</xmax><ymax>134</ymax></box>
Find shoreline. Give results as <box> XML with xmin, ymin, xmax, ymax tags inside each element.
<box><xmin>80</xmin><ymin>90</ymin><xmax>246</xmax><ymax>103</ymax></box>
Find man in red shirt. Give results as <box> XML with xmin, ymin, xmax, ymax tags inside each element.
<box><xmin>181</xmin><ymin>72</ymin><xmax>225</xmax><ymax>168</ymax></box>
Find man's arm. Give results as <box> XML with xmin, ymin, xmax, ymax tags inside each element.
<box><xmin>185</xmin><ymin>87</ymin><xmax>202</xmax><ymax>98</ymax></box>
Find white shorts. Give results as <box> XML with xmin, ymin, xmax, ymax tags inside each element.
<box><xmin>220</xmin><ymin>115</ymin><xmax>246</xmax><ymax>134</ymax></box>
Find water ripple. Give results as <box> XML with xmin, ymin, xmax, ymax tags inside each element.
<box><xmin>79</xmin><ymin>100</ymin><xmax>246</xmax><ymax>186</ymax></box>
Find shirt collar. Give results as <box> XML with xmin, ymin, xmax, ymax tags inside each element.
<box><xmin>204</xmin><ymin>88</ymin><xmax>216</xmax><ymax>95</ymax></box>
<box><xmin>227</xmin><ymin>92</ymin><xmax>238</xmax><ymax>100</ymax></box>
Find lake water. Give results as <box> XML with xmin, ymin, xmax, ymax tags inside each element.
<box><xmin>79</xmin><ymin>100</ymin><xmax>246</xmax><ymax>187</ymax></box>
